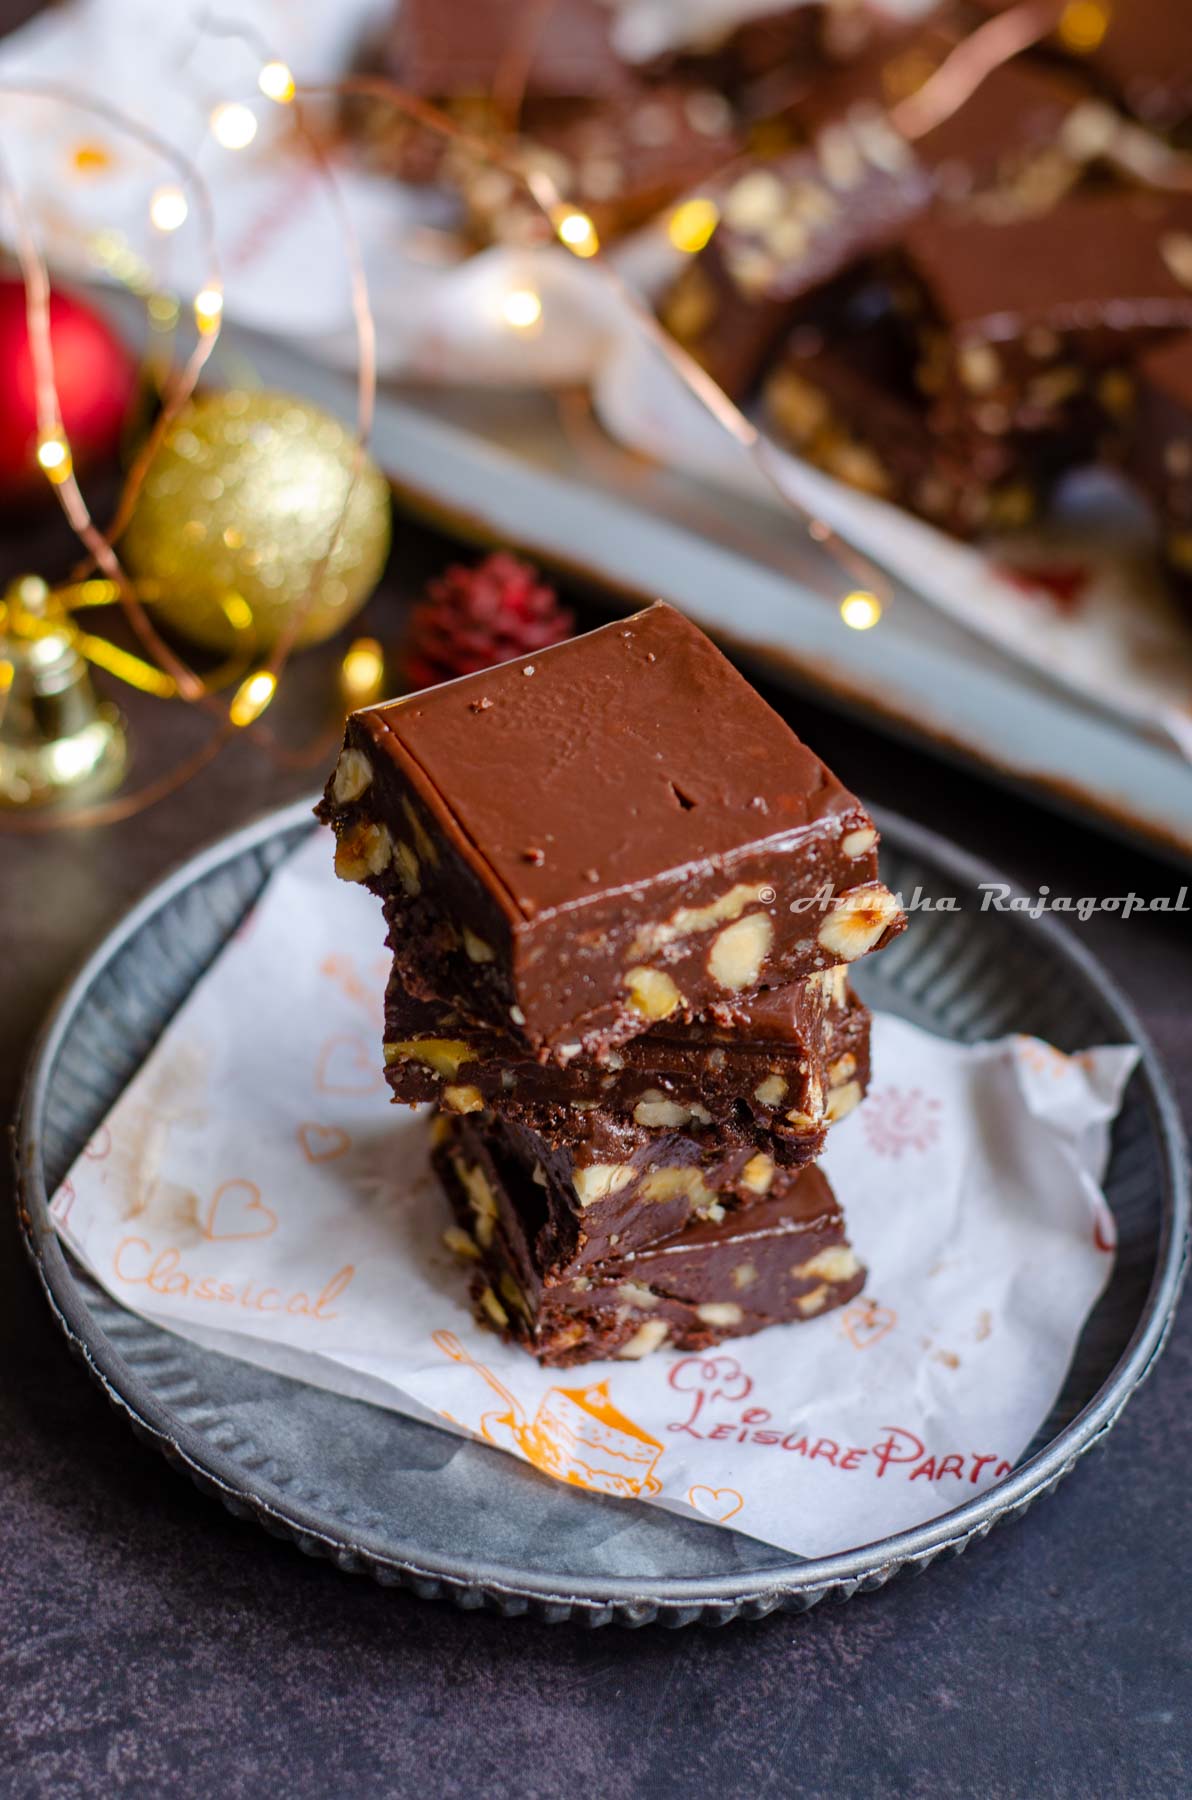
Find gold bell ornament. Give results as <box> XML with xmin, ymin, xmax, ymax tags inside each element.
<box><xmin>0</xmin><ymin>576</ymin><xmax>127</xmax><ymax>808</ymax></box>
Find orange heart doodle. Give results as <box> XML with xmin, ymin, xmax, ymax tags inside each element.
<box><xmin>688</xmin><ymin>1485</ymin><xmax>744</xmax><ymax>1524</ymax></box>
<box><xmin>83</xmin><ymin>1124</ymin><xmax>112</xmax><ymax>1161</ymax></box>
<box><xmin>201</xmin><ymin>1179</ymin><xmax>278</xmax><ymax>1242</ymax></box>
<box><xmin>842</xmin><ymin>1299</ymin><xmax>897</xmax><ymax>1350</ymax></box>
<box><xmin>298</xmin><ymin>1122</ymin><xmax>351</xmax><ymax>1164</ymax></box>
<box><xmin>316</xmin><ymin>1034</ymin><xmax>383</xmax><ymax>1096</ymax></box>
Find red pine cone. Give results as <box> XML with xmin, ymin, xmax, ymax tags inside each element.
<box><xmin>404</xmin><ymin>551</ymin><xmax>575</xmax><ymax>689</ymax></box>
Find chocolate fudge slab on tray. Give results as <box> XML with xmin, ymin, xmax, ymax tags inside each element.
<box><xmin>659</xmin><ymin>122</ymin><xmax>932</xmax><ymax>400</ymax></box>
<box><xmin>899</xmin><ymin>192</ymin><xmax>1192</xmax><ymax>444</ymax></box>
<box><xmin>434</xmin><ymin>1112</ymin><xmax>865</xmax><ymax>1366</ymax></box>
<box><xmin>657</xmin><ymin>19</ymin><xmax>1097</xmax><ymax>401</ymax></box>
<box><xmin>383</xmin><ymin>966</ymin><xmax>871</xmax><ymax>1162</ymax></box>
<box><xmin>318</xmin><ymin>602</ymin><xmax>903</xmax><ymax>1062</ymax></box>
<box><xmin>762</xmin><ymin>281</ymin><xmax>1055</xmax><ymax>534</ymax></box>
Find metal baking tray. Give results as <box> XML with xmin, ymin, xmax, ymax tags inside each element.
<box><xmin>15</xmin><ymin>798</ymin><xmax>1188</xmax><ymax>1624</ymax></box>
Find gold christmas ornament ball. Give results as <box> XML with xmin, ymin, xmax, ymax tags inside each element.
<box><xmin>121</xmin><ymin>390</ymin><xmax>391</xmax><ymax>653</ymax></box>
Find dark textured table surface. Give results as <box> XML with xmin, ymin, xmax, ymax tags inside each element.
<box><xmin>2</xmin><ymin>495</ymin><xmax>1190</xmax><ymax>1797</ymax></box>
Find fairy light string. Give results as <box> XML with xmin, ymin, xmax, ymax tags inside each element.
<box><xmin>2</xmin><ymin>0</ymin><xmax>1171</xmax><ymax>828</ymax></box>
<box><xmin>0</xmin><ymin>56</ymin><xmax>374</xmax><ymax>828</ymax></box>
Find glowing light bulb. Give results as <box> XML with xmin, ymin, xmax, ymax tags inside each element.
<box><xmin>839</xmin><ymin>591</ymin><xmax>882</xmax><ymax>631</ymax></box>
<box><xmin>1058</xmin><ymin>1</ymin><xmax>1109</xmax><ymax>53</ymax></box>
<box><xmin>502</xmin><ymin>288</ymin><xmax>543</xmax><ymax>330</ymax></box>
<box><xmin>258</xmin><ymin>61</ymin><xmax>296</xmax><ymax>104</ymax></box>
<box><xmin>149</xmin><ymin>185</ymin><xmax>188</xmax><ymax>232</ymax></box>
<box><xmin>193</xmin><ymin>286</ymin><xmax>224</xmax><ymax>335</ymax></box>
<box><xmin>36</xmin><ymin>435</ymin><xmax>72</xmax><ymax>484</ymax></box>
<box><xmin>667</xmin><ymin>197</ymin><xmax>719</xmax><ymax>254</ymax></box>
<box><xmin>556</xmin><ymin>210</ymin><xmax>599</xmax><ymax>257</ymax></box>
<box><xmin>341</xmin><ymin>637</ymin><xmax>386</xmax><ymax>706</ymax></box>
<box><xmin>230</xmin><ymin>669</ymin><xmax>277</xmax><ymax>727</ymax></box>
<box><xmin>210</xmin><ymin>102</ymin><xmax>258</xmax><ymax>150</ymax></box>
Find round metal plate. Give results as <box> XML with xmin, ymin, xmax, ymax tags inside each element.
<box><xmin>15</xmin><ymin>800</ymin><xmax>1190</xmax><ymax>1625</ymax></box>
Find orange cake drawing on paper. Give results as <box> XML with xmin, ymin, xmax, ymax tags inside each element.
<box><xmin>530</xmin><ymin>1381</ymin><xmax>663</xmax><ymax>1498</ymax></box>
<box><xmin>433</xmin><ymin>1331</ymin><xmax>663</xmax><ymax>1498</ymax></box>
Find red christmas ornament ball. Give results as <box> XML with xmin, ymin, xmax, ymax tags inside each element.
<box><xmin>0</xmin><ymin>277</ymin><xmax>137</xmax><ymax>499</ymax></box>
<box><xmin>405</xmin><ymin>551</ymin><xmax>575</xmax><ymax>688</ymax></box>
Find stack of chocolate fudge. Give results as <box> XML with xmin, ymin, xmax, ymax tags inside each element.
<box><xmin>318</xmin><ymin>603</ymin><xmax>906</xmax><ymax>1367</ymax></box>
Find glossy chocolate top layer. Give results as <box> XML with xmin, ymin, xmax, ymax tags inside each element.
<box><xmin>902</xmin><ymin>193</ymin><xmax>1192</xmax><ymax>340</ymax></box>
<box><xmin>356</xmin><ymin>602</ymin><xmax>856</xmax><ymax>923</ymax></box>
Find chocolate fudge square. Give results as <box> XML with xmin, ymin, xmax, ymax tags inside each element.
<box><xmin>764</xmin><ymin>282</ymin><xmax>1061</xmax><ymax>535</ymax></box>
<box><xmin>657</xmin><ymin>23</ymin><xmax>1093</xmax><ymax>402</ymax></box>
<box><xmin>441</xmin><ymin>1106</ymin><xmax>828</xmax><ymax>1281</ymax></box>
<box><xmin>659</xmin><ymin>124</ymin><xmax>931</xmax><ymax>399</ymax></box>
<box><xmin>318</xmin><ymin>603</ymin><xmax>902</xmax><ymax>1059</ymax></box>
<box><xmin>384</xmin><ymin>965</ymin><xmax>870</xmax><ymax>1164</ymax></box>
<box><xmin>435</xmin><ymin>1112</ymin><xmax>865</xmax><ymax>1366</ymax></box>
<box><xmin>901</xmin><ymin>192</ymin><xmax>1192</xmax><ymax>443</ymax></box>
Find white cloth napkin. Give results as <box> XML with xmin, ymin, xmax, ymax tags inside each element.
<box><xmin>50</xmin><ymin>830</ymin><xmax>1135</xmax><ymax>1558</ymax></box>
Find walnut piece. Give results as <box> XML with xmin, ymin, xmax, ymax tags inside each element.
<box><xmin>442</xmin><ymin>1083</ymin><xmax>485</xmax><ymax>1114</ymax></box>
<box><xmin>478</xmin><ymin>1286</ymin><xmax>509</xmax><ymax>1329</ymax></box>
<box><xmin>841</xmin><ymin>825</ymin><xmax>877</xmax><ymax>859</ymax></box>
<box><xmin>817</xmin><ymin>883</ymin><xmax>901</xmax><ymax>961</ymax></box>
<box><xmin>632</xmin><ymin>1090</ymin><xmax>712</xmax><ymax>1128</ymax></box>
<box><xmin>753</xmin><ymin>1073</ymin><xmax>787</xmax><ymax>1108</ymax></box>
<box><xmin>334</xmin><ymin>820</ymin><xmax>392</xmax><ymax>884</ymax></box>
<box><xmin>617</xmin><ymin>1282</ymin><xmax>658</xmax><ymax>1310</ymax></box>
<box><xmin>708</xmin><ymin>912</ymin><xmax>773</xmax><ymax>991</ymax></box>
<box><xmin>739</xmin><ymin>1153</ymin><xmax>775</xmax><ymax>1195</ymax></box>
<box><xmin>572</xmin><ymin>1162</ymin><xmax>638</xmax><ymax>1207</ymax></box>
<box><xmin>630</xmin><ymin>881</ymin><xmax>769</xmax><ymax>958</ymax></box>
<box><xmin>332</xmin><ymin>747</ymin><xmax>373</xmax><ymax>804</ymax></box>
<box><xmin>393</xmin><ymin>839</ymin><xmax>421</xmax><ymax>897</ymax></box>
<box><xmin>384</xmin><ymin>1038</ymin><xmax>471</xmax><ymax>1079</ymax></box>
<box><xmin>793</xmin><ymin>1245</ymin><xmax>859</xmax><ymax>1283</ymax></box>
<box><xmin>617</xmin><ymin>1319</ymin><xmax>670</xmax><ymax>1359</ymax></box>
<box><xmin>639</xmin><ymin>1165</ymin><xmax>718</xmax><ymax>1212</ymax></box>
<box><xmin>825</xmin><ymin>1080</ymin><xmax>863</xmax><ymax>1123</ymax></box>
<box><xmin>696</xmin><ymin>1302</ymin><xmax>743</xmax><ymax>1327</ymax></box>
<box><xmin>456</xmin><ymin>1158</ymin><xmax>498</xmax><ymax>1247</ymax></box>
<box><xmin>623</xmin><ymin>965</ymin><xmax>683</xmax><ymax>1021</ymax></box>
<box><xmin>401</xmin><ymin>796</ymin><xmax>439</xmax><ymax>866</ymax></box>
<box><xmin>443</xmin><ymin>1226</ymin><xmax>480</xmax><ymax>1260</ymax></box>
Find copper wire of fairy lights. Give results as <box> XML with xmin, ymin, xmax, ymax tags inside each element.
<box><xmin>890</xmin><ymin>0</ymin><xmax>1067</xmax><ymax>140</ymax></box>
<box><xmin>0</xmin><ymin>53</ymin><xmax>379</xmax><ymax>829</ymax></box>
